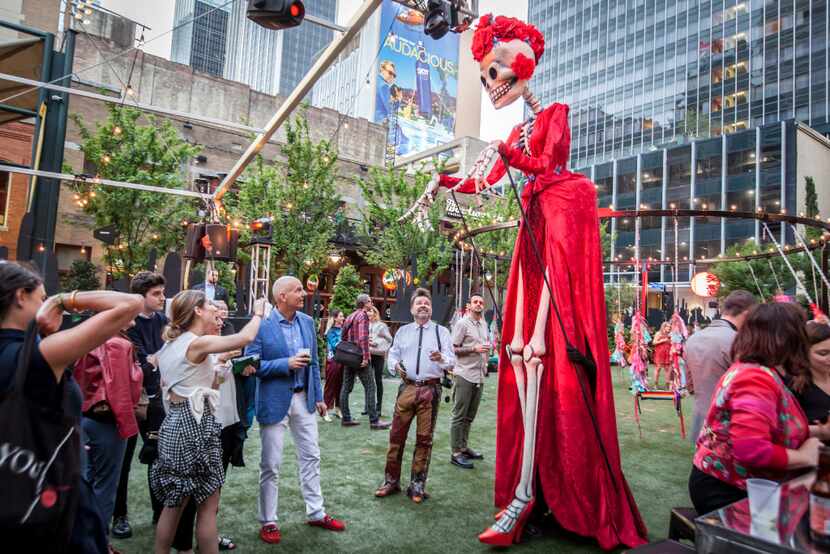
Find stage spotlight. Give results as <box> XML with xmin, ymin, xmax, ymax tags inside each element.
<box><xmin>424</xmin><ymin>0</ymin><xmax>450</xmax><ymax>39</ymax></box>
<box><xmin>247</xmin><ymin>0</ymin><xmax>305</xmax><ymax>30</ymax></box>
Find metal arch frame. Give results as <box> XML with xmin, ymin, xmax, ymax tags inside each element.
<box><xmin>451</xmin><ymin>208</ymin><xmax>830</xmax><ymax>265</ymax></box>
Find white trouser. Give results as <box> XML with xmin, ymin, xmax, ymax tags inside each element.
<box><xmin>258</xmin><ymin>391</ymin><xmax>325</xmax><ymax>524</ymax></box>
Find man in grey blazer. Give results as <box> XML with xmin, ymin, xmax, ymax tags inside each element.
<box><xmin>246</xmin><ymin>276</ymin><xmax>346</xmax><ymax>544</ymax></box>
<box><xmin>686</xmin><ymin>290</ymin><xmax>757</xmax><ymax>443</ymax></box>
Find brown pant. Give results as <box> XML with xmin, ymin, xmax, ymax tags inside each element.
<box><xmin>384</xmin><ymin>382</ymin><xmax>441</xmax><ymax>488</ymax></box>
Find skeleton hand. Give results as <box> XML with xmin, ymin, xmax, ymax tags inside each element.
<box><xmin>398</xmin><ymin>173</ymin><xmax>440</xmax><ymax>225</ymax></box>
<box><xmin>467</xmin><ymin>141</ymin><xmax>502</xmax><ymax>193</ymax></box>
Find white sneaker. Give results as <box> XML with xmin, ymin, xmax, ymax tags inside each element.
<box><xmin>333</xmin><ymin>408</ymin><xmax>342</xmax><ymax>419</ymax></box>
<box><xmin>323</xmin><ymin>413</ymin><xmax>333</xmax><ymax>422</ymax></box>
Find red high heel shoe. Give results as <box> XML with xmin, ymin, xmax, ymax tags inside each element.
<box><xmin>478</xmin><ymin>498</ymin><xmax>535</xmax><ymax>546</ymax></box>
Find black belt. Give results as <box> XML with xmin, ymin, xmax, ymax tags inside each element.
<box><xmin>292</xmin><ymin>386</ymin><xmax>306</xmax><ymax>393</ymax></box>
<box><xmin>403</xmin><ymin>377</ymin><xmax>440</xmax><ymax>387</ymax></box>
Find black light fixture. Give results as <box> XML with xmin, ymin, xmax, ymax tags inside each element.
<box><xmin>247</xmin><ymin>0</ymin><xmax>305</xmax><ymax>30</ymax></box>
<box><xmin>423</xmin><ymin>0</ymin><xmax>450</xmax><ymax>40</ymax></box>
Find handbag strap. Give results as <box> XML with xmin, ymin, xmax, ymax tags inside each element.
<box><xmin>14</xmin><ymin>320</ymin><xmax>39</xmax><ymax>391</ymax></box>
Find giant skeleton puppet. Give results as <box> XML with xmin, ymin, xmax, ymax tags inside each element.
<box><xmin>405</xmin><ymin>15</ymin><xmax>648</xmax><ymax>550</ymax></box>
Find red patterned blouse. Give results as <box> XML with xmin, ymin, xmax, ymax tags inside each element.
<box><xmin>693</xmin><ymin>363</ymin><xmax>809</xmax><ymax>489</ymax></box>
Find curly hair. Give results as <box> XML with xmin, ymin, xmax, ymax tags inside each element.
<box><xmin>130</xmin><ymin>271</ymin><xmax>165</xmax><ymax>297</ymax></box>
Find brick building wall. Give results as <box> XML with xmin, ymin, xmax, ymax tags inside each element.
<box><xmin>0</xmin><ymin>121</ymin><xmax>34</xmax><ymax>261</ymax></box>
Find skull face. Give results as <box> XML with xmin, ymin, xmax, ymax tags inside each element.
<box><xmin>479</xmin><ymin>39</ymin><xmax>536</xmax><ymax>110</ymax></box>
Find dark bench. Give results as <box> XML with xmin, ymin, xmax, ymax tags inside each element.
<box><xmin>668</xmin><ymin>506</ymin><xmax>698</xmax><ymax>543</ymax></box>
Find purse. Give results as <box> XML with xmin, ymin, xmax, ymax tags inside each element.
<box><xmin>134</xmin><ymin>388</ymin><xmax>149</xmax><ymax>421</ymax></box>
<box><xmin>333</xmin><ymin>315</ymin><xmax>364</xmax><ymax>368</ymax></box>
<box><xmin>0</xmin><ymin>321</ymin><xmax>81</xmax><ymax>548</ymax></box>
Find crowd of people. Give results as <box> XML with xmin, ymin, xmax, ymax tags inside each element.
<box><xmin>0</xmin><ymin>261</ymin><xmax>496</xmax><ymax>553</ymax></box>
<box><xmin>13</xmin><ymin>249</ymin><xmax>827</xmax><ymax>552</ymax></box>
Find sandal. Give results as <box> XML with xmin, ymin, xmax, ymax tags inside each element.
<box><xmin>218</xmin><ymin>535</ymin><xmax>236</xmax><ymax>550</ymax></box>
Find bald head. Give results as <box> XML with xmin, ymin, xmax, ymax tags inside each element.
<box><xmin>272</xmin><ymin>276</ymin><xmax>306</xmax><ymax>317</ymax></box>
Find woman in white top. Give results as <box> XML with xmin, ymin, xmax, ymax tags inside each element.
<box><xmin>368</xmin><ymin>306</ymin><xmax>393</xmax><ymax>417</ymax></box>
<box><xmin>151</xmin><ymin>290</ymin><xmax>266</xmax><ymax>554</ymax></box>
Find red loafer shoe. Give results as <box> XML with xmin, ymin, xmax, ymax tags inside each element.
<box><xmin>259</xmin><ymin>523</ymin><xmax>281</xmax><ymax>544</ymax></box>
<box><xmin>307</xmin><ymin>514</ymin><xmax>346</xmax><ymax>532</ymax></box>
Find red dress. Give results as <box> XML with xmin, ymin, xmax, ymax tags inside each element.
<box><xmin>442</xmin><ymin>103</ymin><xmax>647</xmax><ymax>550</ymax></box>
<box><xmin>653</xmin><ymin>337</ymin><xmax>671</xmax><ymax>366</ymax></box>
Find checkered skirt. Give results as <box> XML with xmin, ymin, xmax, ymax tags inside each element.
<box><xmin>150</xmin><ymin>399</ymin><xmax>224</xmax><ymax>506</ymax></box>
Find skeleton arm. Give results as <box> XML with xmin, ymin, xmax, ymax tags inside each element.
<box><xmin>398</xmin><ymin>133</ymin><xmax>515</xmax><ymax>224</ymax></box>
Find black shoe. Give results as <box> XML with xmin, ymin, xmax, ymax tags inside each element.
<box><xmin>341</xmin><ymin>420</ymin><xmax>360</xmax><ymax>427</ymax></box>
<box><xmin>451</xmin><ymin>453</ymin><xmax>474</xmax><ymax>469</ymax></box>
<box><xmin>361</xmin><ymin>410</ymin><xmax>368</xmax><ymax>415</ymax></box>
<box><xmin>112</xmin><ymin>516</ymin><xmax>132</xmax><ymax>539</ymax></box>
<box><xmin>464</xmin><ymin>448</ymin><xmax>484</xmax><ymax>460</ymax></box>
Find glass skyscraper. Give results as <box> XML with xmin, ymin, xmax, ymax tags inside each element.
<box><xmin>172</xmin><ymin>0</ymin><xmax>336</xmax><ymax>96</ymax></box>
<box><xmin>171</xmin><ymin>0</ymin><xmax>232</xmax><ymax>77</ymax></box>
<box><xmin>528</xmin><ymin>0</ymin><xmax>830</xmax><ymax>170</ymax></box>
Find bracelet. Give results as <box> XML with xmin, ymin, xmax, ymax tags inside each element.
<box><xmin>57</xmin><ymin>293</ymin><xmax>67</xmax><ymax>312</ymax></box>
<box><xmin>66</xmin><ymin>290</ymin><xmax>79</xmax><ymax>313</ymax></box>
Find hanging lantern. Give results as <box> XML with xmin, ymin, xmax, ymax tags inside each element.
<box><xmin>382</xmin><ymin>270</ymin><xmax>397</xmax><ymax>291</ymax></box>
<box><xmin>306</xmin><ymin>274</ymin><xmax>319</xmax><ymax>292</ymax></box>
<box><xmin>690</xmin><ymin>272</ymin><xmax>721</xmax><ymax>297</ymax></box>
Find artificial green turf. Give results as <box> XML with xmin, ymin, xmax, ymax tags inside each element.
<box><xmin>112</xmin><ymin>368</ymin><xmax>693</xmax><ymax>553</ymax></box>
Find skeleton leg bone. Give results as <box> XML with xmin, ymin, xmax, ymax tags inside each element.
<box><xmin>483</xmin><ymin>268</ymin><xmax>551</xmax><ymax>543</ymax></box>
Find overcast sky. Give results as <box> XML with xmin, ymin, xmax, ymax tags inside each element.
<box><xmin>337</xmin><ymin>0</ymin><xmax>529</xmax><ymax>141</ymax></box>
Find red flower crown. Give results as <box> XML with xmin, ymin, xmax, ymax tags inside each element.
<box><xmin>470</xmin><ymin>14</ymin><xmax>545</xmax><ymax>64</ymax></box>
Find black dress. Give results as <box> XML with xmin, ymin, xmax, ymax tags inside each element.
<box><xmin>792</xmin><ymin>381</ymin><xmax>830</xmax><ymax>423</ymax></box>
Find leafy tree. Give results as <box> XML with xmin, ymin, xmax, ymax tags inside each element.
<box><xmin>329</xmin><ymin>264</ymin><xmax>363</xmax><ymax>315</ymax></box>
<box><xmin>60</xmin><ymin>259</ymin><xmax>100</xmax><ymax>291</ymax></box>
<box><xmin>357</xmin><ymin>167</ymin><xmax>453</xmax><ymax>285</ymax></box>
<box><xmin>70</xmin><ymin>104</ymin><xmax>201</xmax><ymax>280</ymax></box>
<box><xmin>710</xmin><ymin>240</ymin><xmax>814</xmax><ymax>300</ymax></box>
<box><xmin>225</xmin><ymin>114</ymin><xmax>341</xmax><ymax>278</ymax></box>
<box><xmin>805</xmin><ymin>176</ymin><xmax>821</xmax><ymax>241</ymax></box>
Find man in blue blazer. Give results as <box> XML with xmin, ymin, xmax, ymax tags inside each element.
<box><xmin>246</xmin><ymin>276</ymin><xmax>346</xmax><ymax>545</ymax></box>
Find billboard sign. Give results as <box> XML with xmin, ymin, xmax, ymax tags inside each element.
<box><xmin>373</xmin><ymin>0</ymin><xmax>459</xmax><ymax>158</ymax></box>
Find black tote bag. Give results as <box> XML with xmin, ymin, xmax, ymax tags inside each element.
<box><xmin>333</xmin><ymin>315</ymin><xmax>364</xmax><ymax>368</ymax></box>
<box><xmin>0</xmin><ymin>322</ymin><xmax>81</xmax><ymax>550</ymax></box>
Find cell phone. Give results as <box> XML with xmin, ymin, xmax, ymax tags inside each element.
<box><xmin>231</xmin><ymin>354</ymin><xmax>260</xmax><ymax>375</ymax></box>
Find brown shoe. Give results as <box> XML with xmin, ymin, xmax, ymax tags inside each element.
<box><xmin>370</xmin><ymin>420</ymin><xmax>391</xmax><ymax>430</ymax></box>
<box><xmin>375</xmin><ymin>481</ymin><xmax>401</xmax><ymax>497</ymax></box>
<box><xmin>341</xmin><ymin>420</ymin><xmax>360</xmax><ymax>427</ymax></box>
<box><xmin>406</xmin><ymin>482</ymin><xmax>430</xmax><ymax>504</ymax></box>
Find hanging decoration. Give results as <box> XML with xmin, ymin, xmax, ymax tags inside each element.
<box><xmin>609</xmin><ymin>315</ymin><xmax>628</xmax><ymax>369</ymax></box>
<box><xmin>382</xmin><ymin>270</ymin><xmax>397</xmax><ymax>291</ymax></box>
<box><xmin>690</xmin><ymin>272</ymin><xmax>721</xmax><ymax>297</ymax></box>
<box><xmin>306</xmin><ymin>274</ymin><xmax>319</xmax><ymax>292</ymax></box>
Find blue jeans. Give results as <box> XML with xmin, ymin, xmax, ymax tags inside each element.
<box><xmin>81</xmin><ymin>417</ymin><xmax>128</xmax><ymax>534</ymax></box>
